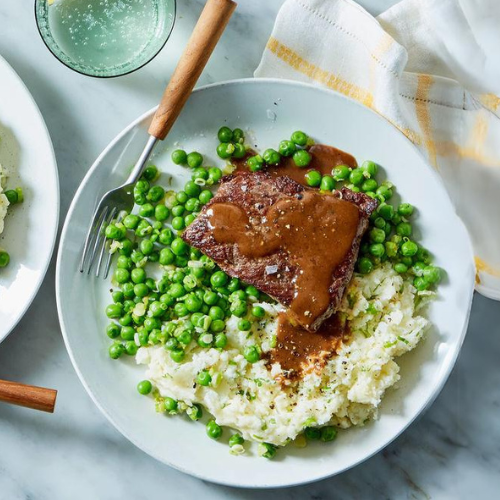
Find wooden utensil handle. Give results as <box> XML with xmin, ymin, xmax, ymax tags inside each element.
<box><xmin>148</xmin><ymin>0</ymin><xmax>237</xmax><ymax>140</ymax></box>
<box><xmin>0</xmin><ymin>379</ymin><xmax>57</xmax><ymax>413</ymax></box>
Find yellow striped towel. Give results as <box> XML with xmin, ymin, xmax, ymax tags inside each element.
<box><xmin>255</xmin><ymin>0</ymin><xmax>500</xmax><ymax>300</ymax></box>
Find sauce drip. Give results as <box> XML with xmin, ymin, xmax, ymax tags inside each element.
<box><xmin>233</xmin><ymin>144</ymin><xmax>357</xmax><ymax>186</ymax></box>
<box><xmin>208</xmin><ymin>190</ymin><xmax>360</xmax><ymax>329</ymax></box>
<box><xmin>269</xmin><ymin>313</ymin><xmax>347</xmax><ymax>380</ymax></box>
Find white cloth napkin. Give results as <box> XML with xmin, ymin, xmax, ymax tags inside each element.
<box><xmin>255</xmin><ymin>0</ymin><xmax>500</xmax><ymax>300</ymax></box>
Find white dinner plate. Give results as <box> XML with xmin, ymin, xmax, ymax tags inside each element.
<box><xmin>56</xmin><ymin>79</ymin><xmax>474</xmax><ymax>488</ymax></box>
<box><xmin>0</xmin><ymin>54</ymin><xmax>59</xmax><ymax>344</ymax></box>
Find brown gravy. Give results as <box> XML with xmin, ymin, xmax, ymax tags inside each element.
<box><xmin>269</xmin><ymin>313</ymin><xmax>347</xmax><ymax>380</ymax></box>
<box><xmin>209</xmin><ymin>190</ymin><xmax>360</xmax><ymax>330</ymax></box>
<box><xmin>233</xmin><ymin>144</ymin><xmax>357</xmax><ymax>186</ymax></box>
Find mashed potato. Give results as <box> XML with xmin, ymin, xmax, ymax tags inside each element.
<box><xmin>137</xmin><ymin>263</ymin><xmax>432</xmax><ymax>446</ymax></box>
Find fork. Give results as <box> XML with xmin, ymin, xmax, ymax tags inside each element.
<box><xmin>79</xmin><ymin>0</ymin><xmax>237</xmax><ymax>277</ymax></box>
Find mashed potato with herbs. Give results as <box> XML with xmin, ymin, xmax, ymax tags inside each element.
<box><xmin>137</xmin><ymin>264</ymin><xmax>432</xmax><ymax>446</ymax></box>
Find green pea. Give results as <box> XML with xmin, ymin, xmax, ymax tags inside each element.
<box><xmin>192</xmin><ymin>167</ymin><xmax>209</xmax><ymax>181</ymax></box>
<box><xmin>398</xmin><ymin>203</ymin><xmax>414</xmax><ymax>217</ymax></box>
<box><xmin>251</xmin><ymin>306</ymin><xmax>265</xmax><ymax>318</ymax></box>
<box><xmin>396</xmin><ymin>222</ymin><xmax>412</xmax><ymax>237</ymax></box>
<box><xmin>238</xmin><ymin>319</ymin><xmax>251</xmax><ymax>331</ymax></box>
<box><xmin>130</xmin><ymin>268</ymin><xmax>146</xmax><ymax>284</ymax></box>
<box><xmin>187</xmin><ymin>152</ymin><xmax>203</xmax><ymax>169</ymax></box>
<box><xmin>229</xmin><ymin>434</ymin><xmax>244</xmax><ymax>447</ymax></box>
<box><xmin>291</xmin><ymin>130</ymin><xmax>308</xmax><ymax>146</ymax></box>
<box><xmin>203</xmin><ymin>290</ymin><xmax>218</xmax><ymax>306</ymax></box>
<box><xmin>185</xmin><ymin>198</ymin><xmax>200</xmax><ymax>213</ymax></box>
<box><xmin>109</xmin><ymin>343</ymin><xmax>124</xmax><ymax>359</ymax></box>
<box><xmin>209</xmin><ymin>306</ymin><xmax>224</xmax><ymax>320</ymax></box>
<box><xmin>114</xmin><ymin>268</ymin><xmax>130</xmax><ymax>284</ymax></box>
<box><xmin>134</xmin><ymin>192</ymin><xmax>147</xmax><ymax>205</ymax></box>
<box><xmin>147</xmin><ymin>186</ymin><xmax>165</xmax><ymax>203</ymax></box>
<box><xmin>423</xmin><ymin>265</ymin><xmax>441</xmax><ymax>284</ymax></box>
<box><xmin>197</xmin><ymin>370</ymin><xmax>212</xmax><ymax>386</ymax></box>
<box><xmin>172</xmin><ymin>149</ymin><xmax>188</xmax><ymax>165</ymax></box>
<box><xmin>218</xmin><ymin>126</ymin><xmax>233</xmax><ymax>143</ymax></box>
<box><xmin>305</xmin><ymin>170</ymin><xmax>322</xmax><ymax>187</ymax></box>
<box><xmin>199</xmin><ymin>190</ymin><xmax>213</xmax><ymax>205</ymax></box>
<box><xmin>263</xmin><ymin>148</ymin><xmax>281</xmax><ymax>165</ymax></box>
<box><xmin>4</xmin><ymin>189</ymin><xmax>18</xmax><ymax>204</ymax></box>
<box><xmin>332</xmin><ymin>165</ymin><xmax>351</xmax><ymax>180</ymax></box>
<box><xmin>164</xmin><ymin>397</ymin><xmax>178</xmax><ymax>413</ymax></box>
<box><xmin>244</xmin><ymin>345</ymin><xmax>260</xmax><ymax>363</ymax></box>
<box><xmin>112</xmin><ymin>291</ymin><xmax>124</xmax><ymax>304</ymax></box>
<box><xmin>378</xmin><ymin>203</ymin><xmax>394</xmax><ymax>221</ymax></box>
<box><xmin>400</xmin><ymin>240</ymin><xmax>418</xmax><ymax>257</ymax></box>
<box><xmin>214</xmin><ymin>333</ymin><xmax>227</xmax><ymax>348</ymax></box>
<box><xmin>245</xmin><ymin>285</ymin><xmax>260</xmax><ymax>298</ymax></box>
<box><xmin>247</xmin><ymin>155</ymin><xmax>264</xmax><ymax>172</ymax></box>
<box><xmin>320</xmin><ymin>426</ymin><xmax>338</xmax><ymax>442</ymax></box>
<box><xmin>361</xmin><ymin>178</ymin><xmax>378</xmax><ymax>193</ymax></box>
<box><xmin>210</xmin><ymin>319</ymin><xmax>226</xmax><ymax>333</ymax></box>
<box><xmin>172</xmin><ymin>270</ymin><xmax>185</xmax><ymax>283</ymax></box>
<box><xmin>211</xmin><ymin>271</ymin><xmax>228</xmax><ymax>288</ymax></box>
<box><xmin>119</xmin><ymin>239</ymin><xmax>134</xmax><ymax>256</ymax></box>
<box><xmin>140</xmin><ymin>239</ymin><xmax>154</xmax><ymax>255</ymax></box>
<box><xmin>361</xmin><ymin>160</ymin><xmax>378</xmax><ymax>177</ymax></box>
<box><xmin>186</xmin><ymin>294</ymin><xmax>203</xmax><ymax>312</ymax></box>
<box><xmin>376</xmin><ymin>185</ymin><xmax>393</xmax><ymax>200</ymax></box>
<box><xmin>349</xmin><ymin>168</ymin><xmax>364</xmax><ymax>186</ymax></box>
<box><xmin>394</xmin><ymin>262</ymin><xmax>408</xmax><ymax>274</ymax></box>
<box><xmin>124</xmin><ymin>341</ymin><xmax>138</xmax><ymax>356</ymax></box>
<box><xmin>206</xmin><ymin>420</ymin><xmax>222</xmax><ymax>439</ymax></box>
<box><xmin>171</xmin><ymin>238</ymin><xmax>189</xmax><ymax>256</ymax></box>
<box><xmin>401</xmin><ymin>256</ymin><xmax>413</xmax><ymax>267</ymax></box>
<box><xmin>157</xmin><ymin>249</ymin><xmax>173</xmax><ymax>267</ymax></box>
<box><xmin>230</xmin><ymin>300</ymin><xmax>247</xmax><ymax>318</ymax></box>
<box><xmin>134</xmin><ymin>283</ymin><xmax>149</xmax><ymax>298</ymax></box>
<box><xmin>413</xmin><ymin>276</ymin><xmax>429</xmax><ymax>291</ymax></box>
<box><xmin>369</xmin><ymin>243</ymin><xmax>385</xmax><ymax>257</ymax></box>
<box><xmin>293</xmin><ymin>149</ymin><xmax>311</xmax><ymax>167</ymax></box>
<box><xmin>233</xmin><ymin>143</ymin><xmax>246</xmax><ymax>159</ymax></box>
<box><xmin>105</xmin><ymin>224</ymin><xmax>122</xmax><ymax>240</ymax></box>
<box><xmin>106</xmin><ymin>303</ymin><xmax>123</xmax><ymax>319</ymax></box>
<box><xmin>135</xmin><ymin>179</ymin><xmax>150</xmax><ymax>193</ymax></box>
<box><xmin>157</xmin><ymin>228</ymin><xmax>173</xmax><ymax>246</ymax></box>
<box><xmin>370</xmin><ymin>228</ymin><xmax>386</xmax><ymax>244</ymax></box>
<box><xmin>119</xmin><ymin>313</ymin><xmax>133</xmax><ymax>326</ymax></box>
<box><xmin>171</xmin><ymin>205</ymin><xmax>184</xmax><ymax>218</ymax></box>
<box><xmin>187</xmin><ymin>404</ymin><xmax>203</xmax><ymax>421</ymax></box>
<box><xmin>358</xmin><ymin>257</ymin><xmax>373</xmax><ymax>274</ymax></box>
<box><xmin>123</xmin><ymin>214</ymin><xmax>139</xmax><ymax>230</ymax></box>
<box><xmin>174</xmin><ymin>302</ymin><xmax>189</xmax><ymax>317</ymax></box>
<box><xmin>227</xmin><ymin>278</ymin><xmax>240</xmax><ymax>293</ymax></box>
<box><xmin>165</xmin><ymin>337</ymin><xmax>179</xmax><ymax>351</ymax></box>
<box><xmin>208</xmin><ymin>167</ymin><xmax>223</xmax><ymax>184</ymax></box>
<box><xmin>154</xmin><ymin>205</ymin><xmax>169</xmax><ymax>221</ymax></box>
<box><xmin>278</xmin><ymin>140</ymin><xmax>297</xmax><ymax>157</ymax></box>
<box><xmin>172</xmin><ymin>216</ymin><xmax>185</xmax><ymax>231</ymax></box>
<box><xmin>135</xmin><ymin>219</ymin><xmax>152</xmax><ymax>238</ymax></box>
<box><xmin>106</xmin><ymin>323</ymin><xmax>121</xmax><ymax>339</ymax></box>
<box><xmin>320</xmin><ymin>175</ymin><xmax>335</xmax><ymax>191</ymax></box>
<box><xmin>170</xmin><ymin>348</ymin><xmax>185</xmax><ymax>363</ymax></box>
<box><xmin>416</xmin><ymin>247</ymin><xmax>432</xmax><ymax>265</ymax></box>
<box><xmin>232</xmin><ymin>128</ymin><xmax>244</xmax><ymax>143</ymax></box>
<box><xmin>184</xmin><ymin>181</ymin><xmax>201</xmax><ymax>198</ymax></box>
<box><xmin>177</xmin><ymin>330</ymin><xmax>193</xmax><ymax>345</ymax></box>
<box><xmin>216</xmin><ymin>142</ymin><xmax>235</xmax><ymax>159</ymax></box>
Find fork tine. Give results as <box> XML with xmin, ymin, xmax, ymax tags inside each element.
<box><xmin>87</xmin><ymin>206</ymin><xmax>109</xmax><ymax>275</ymax></box>
<box><xmin>79</xmin><ymin>205</ymin><xmax>108</xmax><ymax>273</ymax></box>
<box><xmin>95</xmin><ymin>207</ymin><xmax>117</xmax><ymax>277</ymax></box>
<box><xmin>103</xmin><ymin>211</ymin><xmax>123</xmax><ymax>279</ymax></box>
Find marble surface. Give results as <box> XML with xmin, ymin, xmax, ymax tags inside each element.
<box><xmin>0</xmin><ymin>0</ymin><xmax>499</xmax><ymax>498</ymax></box>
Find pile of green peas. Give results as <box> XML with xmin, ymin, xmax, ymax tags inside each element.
<box><xmin>0</xmin><ymin>187</ymin><xmax>24</xmax><ymax>269</ymax></box>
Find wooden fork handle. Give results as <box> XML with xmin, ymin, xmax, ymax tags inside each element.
<box><xmin>0</xmin><ymin>379</ymin><xmax>57</xmax><ymax>413</ymax></box>
<box><xmin>148</xmin><ymin>0</ymin><xmax>237</xmax><ymax>140</ymax></box>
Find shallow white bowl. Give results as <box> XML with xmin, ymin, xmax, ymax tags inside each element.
<box><xmin>0</xmin><ymin>54</ymin><xmax>59</xmax><ymax>344</ymax></box>
<box><xmin>56</xmin><ymin>79</ymin><xmax>474</xmax><ymax>488</ymax></box>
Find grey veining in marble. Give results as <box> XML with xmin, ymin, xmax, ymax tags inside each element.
<box><xmin>0</xmin><ymin>1</ymin><xmax>499</xmax><ymax>498</ymax></box>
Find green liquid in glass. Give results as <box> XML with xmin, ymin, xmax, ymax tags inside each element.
<box><xmin>37</xmin><ymin>0</ymin><xmax>175</xmax><ymax>77</ymax></box>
